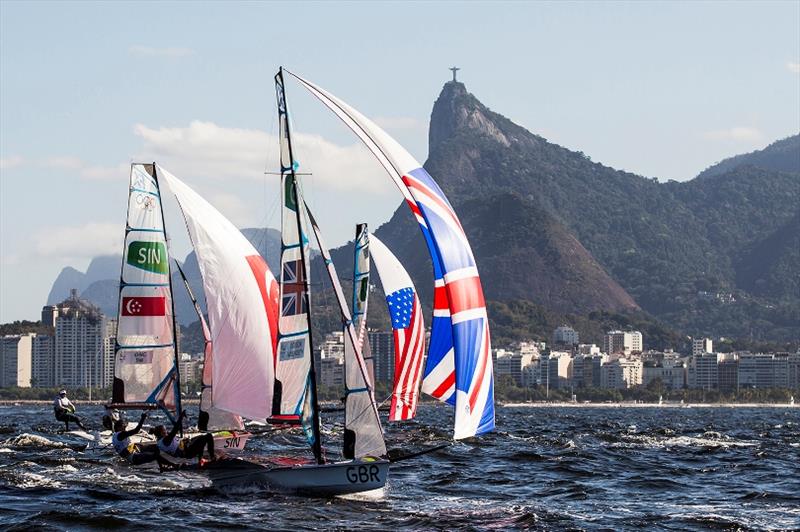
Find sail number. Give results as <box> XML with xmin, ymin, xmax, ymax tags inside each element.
<box><xmin>346</xmin><ymin>465</ymin><xmax>380</xmax><ymax>484</ymax></box>
<box><xmin>223</xmin><ymin>436</ymin><xmax>240</xmax><ymax>449</ymax></box>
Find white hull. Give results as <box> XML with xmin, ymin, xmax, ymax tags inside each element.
<box><xmin>212</xmin><ymin>431</ymin><xmax>251</xmax><ymax>453</ymax></box>
<box><xmin>208</xmin><ymin>458</ymin><xmax>389</xmax><ymax>496</ymax></box>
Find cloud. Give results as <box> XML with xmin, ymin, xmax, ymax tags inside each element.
<box><xmin>0</xmin><ymin>155</ymin><xmax>24</xmax><ymax>170</ymax></box>
<box><xmin>40</xmin><ymin>156</ymin><xmax>127</xmax><ymax>180</ymax></box>
<box><xmin>129</xmin><ymin>45</ymin><xmax>194</xmax><ymax>58</ymax></box>
<box><xmin>133</xmin><ymin>120</ymin><xmax>387</xmax><ymax>192</ymax></box>
<box><xmin>702</xmin><ymin>126</ymin><xmax>764</xmax><ymax>142</ymax></box>
<box><xmin>373</xmin><ymin>116</ymin><xmax>426</xmax><ymax>131</ymax></box>
<box><xmin>34</xmin><ymin>222</ymin><xmax>120</xmax><ymax>260</ymax></box>
<box><xmin>787</xmin><ymin>61</ymin><xmax>800</xmax><ymax>74</ymax></box>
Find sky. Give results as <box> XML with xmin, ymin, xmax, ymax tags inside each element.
<box><xmin>1</xmin><ymin>1</ymin><xmax>799</xmax><ymax>322</ymax></box>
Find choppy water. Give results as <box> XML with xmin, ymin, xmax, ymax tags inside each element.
<box><xmin>0</xmin><ymin>404</ymin><xmax>798</xmax><ymax>530</ymax></box>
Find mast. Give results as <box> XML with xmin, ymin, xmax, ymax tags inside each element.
<box><xmin>276</xmin><ymin>67</ymin><xmax>323</xmax><ymax>464</ymax></box>
<box><xmin>153</xmin><ymin>163</ymin><xmax>183</xmax><ymax>429</ymax></box>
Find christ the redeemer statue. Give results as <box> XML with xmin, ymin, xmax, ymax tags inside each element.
<box><xmin>449</xmin><ymin>66</ymin><xmax>460</xmax><ymax>82</ymax></box>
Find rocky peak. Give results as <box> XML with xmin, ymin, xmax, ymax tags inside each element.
<box><xmin>428</xmin><ymin>81</ymin><xmax>511</xmax><ymax>154</ymax></box>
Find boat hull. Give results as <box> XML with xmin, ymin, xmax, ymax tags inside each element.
<box><xmin>208</xmin><ymin>458</ymin><xmax>389</xmax><ymax>496</ymax></box>
<box><xmin>212</xmin><ymin>431</ymin><xmax>250</xmax><ymax>453</ymax></box>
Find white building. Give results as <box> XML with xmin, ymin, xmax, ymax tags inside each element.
<box><xmin>0</xmin><ymin>334</ymin><xmax>34</xmax><ymax>387</ymax></box>
<box><xmin>53</xmin><ymin>291</ymin><xmax>116</xmax><ymax>389</ymax></box>
<box><xmin>518</xmin><ymin>341</ymin><xmax>542</xmax><ymax>359</ymax></box>
<box><xmin>643</xmin><ymin>358</ymin><xmax>686</xmax><ymax>390</ymax></box>
<box><xmin>603</xmin><ymin>330</ymin><xmax>643</xmax><ymax>355</ymax></box>
<box><xmin>693</xmin><ymin>352</ymin><xmax>720</xmax><ymax>390</ymax></box>
<box><xmin>601</xmin><ymin>357</ymin><xmax>643</xmax><ymax>389</ymax></box>
<box><xmin>32</xmin><ymin>334</ymin><xmax>55</xmax><ymax>387</ymax></box>
<box><xmin>319</xmin><ymin>356</ymin><xmax>344</xmax><ymax>388</ymax></box>
<box><xmin>553</xmin><ymin>326</ymin><xmax>579</xmax><ymax>346</ymax></box>
<box><xmin>368</xmin><ymin>330</ymin><xmax>394</xmax><ymax>386</ymax></box>
<box><xmin>495</xmin><ymin>351</ymin><xmax>535</xmax><ymax>386</ymax></box>
<box><xmin>541</xmin><ymin>351</ymin><xmax>573</xmax><ymax>390</ymax></box>
<box><xmin>578</xmin><ymin>344</ymin><xmax>600</xmax><ymax>356</ymax></box>
<box><xmin>692</xmin><ymin>338</ymin><xmax>713</xmax><ymax>357</ymax></box>
<box><xmin>738</xmin><ymin>353</ymin><xmax>773</xmax><ymax>389</ymax></box>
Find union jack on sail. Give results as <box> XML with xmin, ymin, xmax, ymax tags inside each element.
<box><xmin>281</xmin><ymin>260</ymin><xmax>308</xmax><ymax>316</ymax></box>
<box><xmin>289</xmin><ymin>72</ymin><xmax>494</xmax><ymax>439</ymax></box>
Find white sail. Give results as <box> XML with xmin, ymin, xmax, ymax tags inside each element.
<box><xmin>351</xmin><ymin>224</ymin><xmax>374</xmax><ymax>387</ymax></box>
<box><xmin>304</xmin><ymin>203</ymin><xmax>386</xmax><ymax>459</ymax></box>
<box><xmin>159</xmin><ymin>166</ymin><xmax>279</xmax><ymax>421</ymax></box>
<box><xmin>271</xmin><ymin>95</ymin><xmax>313</xmax><ymax>422</ymax></box>
<box><xmin>112</xmin><ymin>163</ymin><xmax>179</xmax><ymax>416</ymax></box>
<box><xmin>175</xmin><ymin>263</ymin><xmax>244</xmax><ymax>431</ymax></box>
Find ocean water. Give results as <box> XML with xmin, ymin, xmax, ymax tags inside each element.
<box><xmin>0</xmin><ymin>404</ymin><xmax>798</xmax><ymax>530</ymax></box>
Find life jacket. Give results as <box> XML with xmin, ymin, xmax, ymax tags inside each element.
<box><xmin>112</xmin><ymin>432</ymin><xmax>137</xmax><ymax>457</ymax></box>
<box><xmin>157</xmin><ymin>436</ymin><xmax>182</xmax><ymax>456</ymax></box>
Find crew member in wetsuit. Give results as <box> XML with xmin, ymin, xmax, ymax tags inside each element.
<box><xmin>53</xmin><ymin>389</ymin><xmax>86</xmax><ymax>430</ymax></box>
<box><xmin>154</xmin><ymin>410</ymin><xmax>216</xmax><ymax>466</ymax></box>
<box><xmin>111</xmin><ymin>412</ymin><xmax>174</xmax><ymax>470</ymax></box>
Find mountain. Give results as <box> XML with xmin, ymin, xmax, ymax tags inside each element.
<box><xmin>697</xmin><ymin>134</ymin><xmax>800</xmax><ymax>179</ymax></box>
<box><xmin>735</xmin><ymin>212</ymin><xmax>800</xmax><ymax>300</ymax></box>
<box><xmin>46</xmin><ymin>82</ymin><xmax>798</xmax><ymax>342</ymax></box>
<box><xmin>46</xmin><ymin>228</ymin><xmax>283</xmax><ymax>326</ymax></box>
<box><xmin>375</xmin><ymin>80</ymin><xmax>798</xmax><ymax>340</ymax></box>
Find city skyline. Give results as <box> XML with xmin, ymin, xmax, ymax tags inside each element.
<box><xmin>2</xmin><ymin>1</ymin><xmax>800</xmax><ymax>322</ymax></box>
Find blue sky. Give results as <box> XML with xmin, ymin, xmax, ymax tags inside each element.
<box><xmin>1</xmin><ymin>1</ymin><xmax>798</xmax><ymax>322</ymax></box>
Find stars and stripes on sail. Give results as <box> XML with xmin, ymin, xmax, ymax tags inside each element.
<box><xmin>288</xmin><ymin>71</ymin><xmax>494</xmax><ymax>439</ymax></box>
<box><xmin>370</xmin><ymin>235</ymin><xmax>425</xmax><ymax>421</ymax></box>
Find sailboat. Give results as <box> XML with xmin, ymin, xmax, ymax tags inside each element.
<box><xmin>108</xmin><ymin>163</ymin><xmax>266</xmax><ymax>455</ymax></box>
<box><xmin>108</xmin><ymin>163</ymin><xmax>182</xmax><ymax>424</ymax></box>
<box><xmin>203</xmin><ymin>67</ymin><xmax>494</xmax><ymax>494</ymax></box>
<box><xmin>359</xmin><ymin>230</ymin><xmax>426</xmax><ymax>421</ymax></box>
<box><xmin>287</xmin><ymin>68</ymin><xmax>495</xmax><ymax>438</ymax></box>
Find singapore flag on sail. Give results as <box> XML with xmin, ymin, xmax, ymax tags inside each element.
<box><xmin>121</xmin><ymin>296</ymin><xmax>166</xmax><ymax>316</ymax></box>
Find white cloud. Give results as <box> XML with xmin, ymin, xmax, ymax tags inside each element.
<box><xmin>40</xmin><ymin>156</ymin><xmax>127</xmax><ymax>180</ymax></box>
<box><xmin>133</xmin><ymin>120</ymin><xmax>387</xmax><ymax>192</ymax></box>
<box><xmin>129</xmin><ymin>45</ymin><xmax>194</xmax><ymax>58</ymax></box>
<box><xmin>787</xmin><ymin>61</ymin><xmax>800</xmax><ymax>74</ymax></box>
<box><xmin>34</xmin><ymin>222</ymin><xmax>120</xmax><ymax>260</ymax></box>
<box><xmin>0</xmin><ymin>155</ymin><xmax>24</xmax><ymax>170</ymax></box>
<box><xmin>702</xmin><ymin>126</ymin><xmax>764</xmax><ymax>142</ymax></box>
<box><xmin>373</xmin><ymin>116</ymin><xmax>426</xmax><ymax>131</ymax></box>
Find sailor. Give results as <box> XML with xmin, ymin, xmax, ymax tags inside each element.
<box><xmin>111</xmin><ymin>412</ymin><xmax>173</xmax><ymax>470</ymax></box>
<box><xmin>53</xmin><ymin>389</ymin><xmax>86</xmax><ymax>430</ymax></box>
<box><xmin>154</xmin><ymin>410</ymin><xmax>216</xmax><ymax>466</ymax></box>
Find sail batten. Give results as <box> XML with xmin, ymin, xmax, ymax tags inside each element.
<box><xmin>287</xmin><ymin>72</ymin><xmax>495</xmax><ymax>439</ymax></box>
